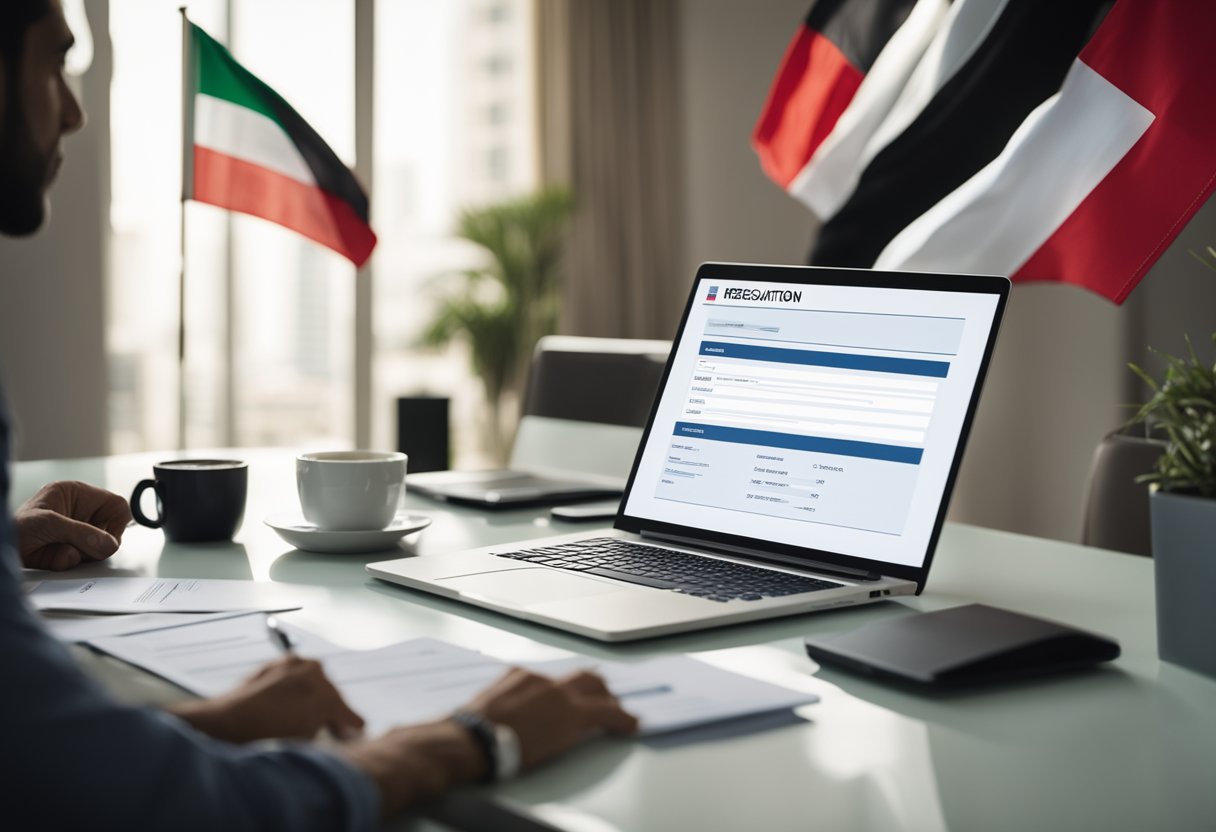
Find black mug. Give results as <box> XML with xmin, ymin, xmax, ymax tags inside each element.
<box><xmin>130</xmin><ymin>459</ymin><xmax>248</xmax><ymax>543</ymax></box>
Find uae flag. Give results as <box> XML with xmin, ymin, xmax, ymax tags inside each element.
<box><xmin>182</xmin><ymin>21</ymin><xmax>376</xmax><ymax>267</ymax></box>
<box><xmin>755</xmin><ymin>0</ymin><xmax>1216</xmax><ymax>305</ymax></box>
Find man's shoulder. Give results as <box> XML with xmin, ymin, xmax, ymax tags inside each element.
<box><xmin>1</xmin><ymin>381</ymin><xmax>14</xmax><ymax>565</ymax></box>
<box><xmin>0</xmin><ymin>383</ymin><xmax>11</xmax><ymax>505</ymax></box>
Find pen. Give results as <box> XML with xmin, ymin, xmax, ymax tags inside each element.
<box><xmin>264</xmin><ymin>614</ymin><xmax>295</xmax><ymax>655</ymax></box>
<box><xmin>615</xmin><ymin>684</ymin><xmax>672</xmax><ymax>700</ymax></box>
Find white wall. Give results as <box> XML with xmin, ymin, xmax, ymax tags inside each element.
<box><xmin>676</xmin><ymin>0</ymin><xmax>1216</xmax><ymax>543</ymax></box>
<box><xmin>0</xmin><ymin>5</ymin><xmax>111</xmax><ymax>461</ymax></box>
<box><xmin>949</xmin><ymin>284</ymin><xmax>1128</xmax><ymax>540</ymax></box>
<box><xmin>955</xmin><ymin>197</ymin><xmax>1216</xmax><ymax>543</ymax></box>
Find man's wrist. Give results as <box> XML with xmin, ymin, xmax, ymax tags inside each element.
<box><xmin>450</xmin><ymin>710</ymin><xmax>521</xmax><ymax>782</ymax></box>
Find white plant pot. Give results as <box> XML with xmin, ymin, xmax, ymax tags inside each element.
<box><xmin>1150</xmin><ymin>489</ymin><xmax>1216</xmax><ymax>680</ymax></box>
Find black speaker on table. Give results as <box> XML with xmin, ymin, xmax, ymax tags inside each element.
<box><xmin>396</xmin><ymin>396</ymin><xmax>450</xmax><ymax>473</ymax></box>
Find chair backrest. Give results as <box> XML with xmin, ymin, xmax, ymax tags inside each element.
<box><xmin>1081</xmin><ymin>431</ymin><xmax>1167</xmax><ymax>556</ymax></box>
<box><xmin>509</xmin><ymin>336</ymin><xmax>671</xmax><ymax>482</ymax></box>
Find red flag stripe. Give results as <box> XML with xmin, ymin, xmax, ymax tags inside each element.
<box><xmin>752</xmin><ymin>25</ymin><xmax>863</xmax><ymax>189</ymax></box>
<box><xmin>193</xmin><ymin>146</ymin><xmax>377</xmax><ymax>267</ymax></box>
<box><xmin>1010</xmin><ymin>0</ymin><xmax>1216</xmax><ymax>302</ymax></box>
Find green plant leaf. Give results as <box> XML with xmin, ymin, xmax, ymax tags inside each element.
<box><xmin>1126</xmin><ymin>329</ymin><xmax>1216</xmax><ymax>497</ymax></box>
<box><xmin>416</xmin><ymin>186</ymin><xmax>577</xmax><ymax>457</ymax></box>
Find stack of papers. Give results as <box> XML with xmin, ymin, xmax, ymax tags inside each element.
<box><xmin>87</xmin><ymin>614</ymin><xmax>817</xmax><ymax>737</ymax></box>
<box><xmin>39</xmin><ymin>611</ymin><xmax>252</xmax><ymax>642</ymax></box>
<box><xmin>26</xmin><ymin>578</ymin><xmax>305</xmax><ymax>614</ymax></box>
<box><xmin>24</xmin><ymin>578</ymin><xmax>307</xmax><ymax>643</ymax></box>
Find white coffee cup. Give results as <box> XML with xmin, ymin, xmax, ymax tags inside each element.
<box><xmin>296</xmin><ymin>450</ymin><xmax>408</xmax><ymax>531</ymax></box>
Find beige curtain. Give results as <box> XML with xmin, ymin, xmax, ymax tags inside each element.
<box><xmin>536</xmin><ymin>0</ymin><xmax>686</xmax><ymax>339</ymax></box>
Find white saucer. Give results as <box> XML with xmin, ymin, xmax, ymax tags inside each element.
<box><xmin>265</xmin><ymin>513</ymin><xmax>432</xmax><ymax>554</ymax></box>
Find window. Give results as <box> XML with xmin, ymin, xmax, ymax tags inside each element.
<box><xmin>109</xmin><ymin>0</ymin><xmax>354</xmax><ymax>452</ymax></box>
<box><xmin>486</xmin><ymin>145</ymin><xmax>510</xmax><ymax>182</ymax></box>
<box><xmin>371</xmin><ymin>0</ymin><xmax>536</xmax><ymax>463</ymax></box>
<box><xmin>109</xmin><ymin>0</ymin><xmax>227</xmax><ymax>452</ymax></box>
<box><xmin>485</xmin><ymin>3</ymin><xmax>512</xmax><ymax>24</ymax></box>
<box><xmin>485</xmin><ymin>102</ymin><xmax>509</xmax><ymax>126</ymax></box>
<box><xmin>483</xmin><ymin>53</ymin><xmax>512</xmax><ymax>76</ymax></box>
<box><xmin>108</xmin><ymin>0</ymin><xmax>536</xmax><ymax>461</ymax></box>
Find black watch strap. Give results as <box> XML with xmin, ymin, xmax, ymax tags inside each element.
<box><xmin>451</xmin><ymin>710</ymin><xmax>497</xmax><ymax>783</ymax></box>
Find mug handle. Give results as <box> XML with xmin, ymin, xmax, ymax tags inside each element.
<box><xmin>130</xmin><ymin>479</ymin><xmax>164</xmax><ymax>529</ymax></box>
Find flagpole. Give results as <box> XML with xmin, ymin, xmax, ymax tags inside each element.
<box><xmin>178</xmin><ymin>199</ymin><xmax>187</xmax><ymax>452</ymax></box>
<box><xmin>222</xmin><ymin>0</ymin><xmax>237</xmax><ymax>449</ymax></box>
<box><xmin>178</xmin><ymin>7</ymin><xmax>192</xmax><ymax>452</ymax></box>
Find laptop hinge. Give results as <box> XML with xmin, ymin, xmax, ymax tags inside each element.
<box><xmin>639</xmin><ymin>530</ymin><xmax>883</xmax><ymax>582</ymax></box>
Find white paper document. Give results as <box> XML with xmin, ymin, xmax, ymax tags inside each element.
<box><xmin>525</xmin><ymin>654</ymin><xmax>818</xmax><ymax>736</ymax></box>
<box><xmin>88</xmin><ymin>615</ymin><xmax>817</xmax><ymax>736</ymax></box>
<box><xmin>41</xmin><ymin>611</ymin><xmax>253</xmax><ymax>643</ymax></box>
<box><xmin>89</xmin><ymin>613</ymin><xmax>344</xmax><ymax>694</ymax></box>
<box><xmin>25</xmin><ymin>578</ymin><xmax>305</xmax><ymax>614</ymax></box>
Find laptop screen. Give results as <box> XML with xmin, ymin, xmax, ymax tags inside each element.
<box><xmin>619</xmin><ymin>264</ymin><xmax>1007</xmax><ymax>580</ymax></box>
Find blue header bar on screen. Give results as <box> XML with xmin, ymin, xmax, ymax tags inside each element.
<box><xmin>698</xmin><ymin>341</ymin><xmax>949</xmax><ymax>378</ymax></box>
<box><xmin>673</xmin><ymin>422</ymin><xmax>924</xmax><ymax>465</ymax></box>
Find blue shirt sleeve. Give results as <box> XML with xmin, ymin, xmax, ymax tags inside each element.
<box><xmin>0</xmin><ymin>395</ymin><xmax>380</xmax><ymax>831</ymax></box>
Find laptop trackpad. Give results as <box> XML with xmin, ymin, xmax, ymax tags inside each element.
<box><xmin>438</xmin><ymin>568</ymin><xmax>622</xmax><ymax>607</ymax></box>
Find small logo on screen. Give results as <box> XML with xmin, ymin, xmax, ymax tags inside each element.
<box><xmin>706</xmin><ymin>285</ymin><xmax>718</xmax><ymax>301</ymax></box>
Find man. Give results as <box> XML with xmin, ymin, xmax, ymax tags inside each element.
<box><xmin>0</xmin><ymin>3</ymin><xmax>637</xmax><ymax>830</ymax></box>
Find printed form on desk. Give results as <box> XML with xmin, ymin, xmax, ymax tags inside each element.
<box><xmin>87</xmin><ymin>613</ymin><xmax>818</xmax><ymax>736</ymax></box>
<box><xmin>41</xmin><ymin>610</ymin><xmax>255</xmax><ymax>643</ymax></box>
<box><xmin>24</xmin><ymin>577</ymin><xmax>306</xmax><ymax>614</ymax></box>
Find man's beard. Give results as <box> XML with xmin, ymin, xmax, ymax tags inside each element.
<box><xmin>0</xmin><ymin>93</ymin><xmax>52</xmax><ymax>237</ymax></box>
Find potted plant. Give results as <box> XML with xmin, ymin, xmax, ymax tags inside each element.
<box><xmin>1128</xmin><ymin>332</ymin><xmax>1216</xmax><ymax>679</ymax></box>
<box><xmin>421</xmin><ymin>186</ymin><xmax>575</xmax><ymax>462</ymax></box>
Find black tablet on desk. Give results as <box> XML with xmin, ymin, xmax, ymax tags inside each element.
<box><xmin>804</xmin><ymin>604</ymin><xmax>1120</xmax><ymax>687</ymax></box>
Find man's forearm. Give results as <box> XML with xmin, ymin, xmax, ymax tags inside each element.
<box><xmin>339</xmin><ymin>719</ymin><xmax>488</xmax><ymax>818</ymax></box>
<box><xmin>171</xmin><ymin>703</ymin><xmax>488</xmax><ymax>814</ymax></box>
<box><xmin>166</xmin><ymin>697</ymin><xmax>245</xmax><ymax>743</ymax></box>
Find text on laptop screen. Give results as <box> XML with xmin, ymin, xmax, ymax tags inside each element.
<box><xmin>623</xmin><ymin>278</ymin><xmax>1001</xmax><ymax>569</ymax></box>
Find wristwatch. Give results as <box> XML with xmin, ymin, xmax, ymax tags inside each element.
<box><xmin>451</xmin><ymin>710</ymin><xmax>522</xmax><ymax>782</ymax></box>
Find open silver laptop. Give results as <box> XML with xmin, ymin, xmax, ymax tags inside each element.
<box><xmin>369</xmin><ymin>263</ymin><xmax>1009</xmax><ymax>641</ymax></box>
<box><xmin>406</xmin><ymin>336</ymin><xmax>670</xmax><ymax>507</ymax></box>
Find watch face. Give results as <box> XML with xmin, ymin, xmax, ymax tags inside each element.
<box><xmin>493</xmin><ymin>722</ymin><xmax>522</xmax><ymax>781</ymax></box>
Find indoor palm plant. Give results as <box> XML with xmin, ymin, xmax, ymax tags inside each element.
<box><xmin>1128</xmin><ymin>330</ymin><xmax>1216</xmax><ymax>679</ymax></box>
<box><xmin>421</xmin><ymin>186</ymin><xmax>576</xmax><ymax>462</ymax></box>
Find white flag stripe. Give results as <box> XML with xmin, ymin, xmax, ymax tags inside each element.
<box><xmin>193</xmin><ymin>93</ymin><xmax>316</xmax><ymax>187</ymax></box>
<box><xmin>858</xmin><ymin>0</ymin><xmax>1008</xmax><ymax>174</ymax></box>
<box><xmin>874</xmin><ymin>59</ymin><xmax>1153</xmax><ymax>275</ymax></box>
<box><xmin>788</xmin><ymin>0</ymin><xmax>949</xmax><ymax>219</ymax></box>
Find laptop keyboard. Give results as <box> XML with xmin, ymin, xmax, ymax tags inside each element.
<box><xmin>493</xmin><ymin>537</ymin><xmax>842</xmax><ymax>602</ymax></box>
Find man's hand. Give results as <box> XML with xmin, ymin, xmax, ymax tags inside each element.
<box><xmin>169</xmin><ymin>656</ymin><xmax>365</xmax><ymax>745</ymax></box>
<box><xmin>341</xmin><ymin>668</ymin><xmax>637</xmax><ymax>817</ymax></box>
<box><xmin>14</xmin><ymin>480</ymin><xmax>133</xmax><ymax>571</ymax></box>
<box><xmin>466</xmin><ymin>668</ymin><xmax>639</xmax><ymax>771</ymax></box>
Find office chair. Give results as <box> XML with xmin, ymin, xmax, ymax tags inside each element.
<box><xmin>509</xmin><ymin>335</ymin><xmax>671</xmax><ymax>479</ymax></box>
<box><xmin>1081</xmin><ymin>430</ymin><xmax>1167</xmax><ymax>556</ymax></box>
<box><xmin>521</xmin><ymin>335</ymin><xmax>669</xmax><ymax>425</ymax></box>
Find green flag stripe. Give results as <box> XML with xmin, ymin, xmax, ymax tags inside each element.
<box><xmin>192</xmin><ymin>23</ymin><xmax>284</xmax><ymax>127</ymax></box>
